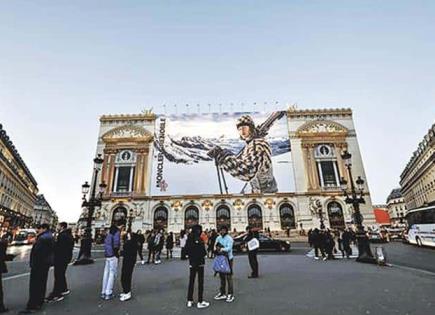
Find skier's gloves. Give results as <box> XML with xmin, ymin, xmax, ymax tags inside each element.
<box><xmin>207</xmin><ymin>146</ymin><xmax>223</xmax><ymax>159</ymax></box>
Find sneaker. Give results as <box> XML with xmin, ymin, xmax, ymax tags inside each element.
<box><xmin>100</xmin><ymin>293</ymin><xmax>106</xmax><ymax>300</ymax></box>
<box><xmin>141</xmin><ymin>260</ymin><xmax>145</xmax><ymax>265</ymax></box>
<box><xmin>120</xmin><ymin>292</ymin><xmax>131</xmax><ymax>302</ymax></box>
<box><xmin>155</xmin><ymin>260</ymin><xmax>161</xmax><ymax>265</ymax></box>
<box><xmin>214</xmin><ymin>293</ymin><xmax>227</xmax><ymax>300</ymax></box>
<box><xmin>197</xmin><ymin>301</ymin><xmax>210</xmax><ymax>309</ymax></box>
<box><xmin>226</xmin><ymin>295</ymin><xmax>235</xmax><ymax>303</ymax></box>
<box><xmin>104</xmin><ymin>294</ymin><xmax>114</xmax><ymax>301</ymax></box>
<box><xmin>52</xmin><ymin>296</ymin><xmax>65</xmax><ymax>303</ymax></box>
<box><xmin>187</xmin><ymin>301</ymin><xmax>193</xmax><ymax>308</ymax></box>
<box><xmin>61</xmin><ymin>290</ymin><xmax>71</xmax><ymax>296</ymax></box>
<box><xmin>314</xmin><ymin>257</ymin><xmax>319</xmax><ymax>260</ymax></box>
<box><xmin>322</xmin><ymin>257</ymin><xmax>327</xmax><ymax>261</ymax></box>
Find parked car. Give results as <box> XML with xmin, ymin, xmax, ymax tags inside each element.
<box><xmin>368</xmin><ymin>230</ymin><xmax>388</xmax><ymax>243</ymax></box>
<box><xmin>233</xmin><ymin>233</ymin><xmax>291</xmax><ymax>253</ymax></box>
<box><xmin>11</xmin><ymin>229</ymin><xmax>37</xmax><ymax>246</ymax></box>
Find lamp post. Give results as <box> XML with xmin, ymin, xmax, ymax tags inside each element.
<box><xmin>340</xmin><ymin>150</ymin><xmax>375</xmax><ymax>262</ymax></box>
<box><xmin>75</xmin><ymin>154</ymin><xmax>107</xmax><ymax>265</ymax></box>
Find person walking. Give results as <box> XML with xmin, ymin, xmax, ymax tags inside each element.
<box><xmin>20</xmin><ymin>224</ymin><xmax>54</xmax><ymax>314</ymax></box>
<box><xmin>214</xmin><ymin>225</ymin><xmax>235</xmax><ymax>303</ymax></box>
<box><xmin>166</xmin><ymin>232</ymin><xmax>174</xmax><ymax>259</ymax></box>
<box><xmin>245</xmin><ymin>226</ymin><xmax>259</xmax><ymax>278</ymax></box>
<box><xmin>342</xmin><ymin>228</ymin><xmax>353</xmax><ymax>258</ymax></box>
<box><xmin>120</xmin><ymin>231</ymin><xmax>138</xmax><ymax>302</ymax></box>
<box><xmin>186</xmin><ymin>225</ymin><xmax>210</xmax><ymax>309</ymax></box>
<box><xmin>153</xmin><ymin>229</ymin><xmax>164</xmax><ymax>264</ymax></box>
<box><xmin>146</xmin><ymin>230</ymin><xmax>155</xmax><ymax>264</ymax></box>
<box><xmin>0</xmin><ymin>236</ymin><xmax>9</xmax><ymax>313</ymax></box>
<box><xmin>101</xmin><ymin>225</ymin><xmax>121</xmax><ymax>300</ymax></box>
<box><xmin>180</xmin><ymin>230</ymin><xmax>188</xmax><ymax>260</ymax></box>
<box><xmin>136</xmin><ymin>230</ymin><xmax>145</xmax><ymax>265</ymax></box>
<box><xmin>46</xmin><ymin>222</ymin><xmax>74</xmax><ymax>303</ymax></box>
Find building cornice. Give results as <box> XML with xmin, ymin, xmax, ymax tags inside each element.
<box><xmin>287</xmin><ymin>108</ymin><xmax>353</xmax><ymax>118</ymax></box>
<box><xmin>100</xmin><ymin>113</ymin><xmax>157</xmax><ymax>123</ymax></box>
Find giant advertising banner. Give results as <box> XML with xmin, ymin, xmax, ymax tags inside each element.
<box><xmin>151</xmin><ymin>111</ymin><xmax>295</xmax><ymax>196</ymax></box>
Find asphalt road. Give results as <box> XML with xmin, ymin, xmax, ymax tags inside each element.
<box><xmin>1</xmin><ymin>241</ymin><xmax>434</xmax><ymax>315</ymax></box>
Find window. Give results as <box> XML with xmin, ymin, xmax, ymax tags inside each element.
<box><xmin>216</xmin><ymin>205</ymin><xmax>231</xmax><ymax>230</ymax></box>
<box><xmin>154</xmin><ymin>207</ymin><xmax>168</xmax><ymax>230</ymax></box>
<box><xmin>314</xmin><ymin>144</ymin><xmax>340</xmax><ymax>188</ymax></box>
<box><xmin>185</xmin><ymin>206</ymin><xmax>199</xmax><ymax>229</ymax></box>
<box><xmin>115</xmin><ymin>167</ymin><xmax>134</xmax><ymax>192</ymax></box>
<box><xmin>280</xmin><ymin>203</ymin><xmax>296</xmax><ymax>229</ymax></box>
<box><xmin>248</xmin><ymin>204</ymin><xmax>263</xmax><ymax>230</ymax></box>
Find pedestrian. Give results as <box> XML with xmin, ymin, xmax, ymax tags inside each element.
<box><xmin>120</xmin><ymin>231</ymin><xmax>138</xmax><ymax>302</ymax></box>
<box><xmin>307</xmin><ymin>229</ymin><xmax>313</xmax><ymax>247</ymax></box>
<box><xmin>20</xmin><ymin>224</ymin><xmax>54</xmax><ymax>314</ymax></box>
<box><xmin>311</xmin><ymin>228</ymin><xmax>325</xmax><ymax>260</ymax></box>
<box><xmin>324</xmin><ymin>230</ymin><xmax>335</xmax><ymax>260</ymax></box>
<box><xmin>207</xmin><ymin>230</ymin><xmax>217</xmax><ymax>259</ymax></box>
<box><xmin>0</xmin><ymin>236</ymin><xmax>9</xmax><ymax>313</ymax></box>
<box><xmin>245</xmin><ymin>226</ymin><xmax>259</xmax><ymax>278</ymax></box>
<box><xmin>337</xmin><ymin>229</ymin><xmax>345</xmax><ymax>258</ymax></box>
<box><xmin>154</xmin><ymin>229</ymin><xmax>164</xmax><ymax>264</ymax></box>
<box><xmin>166</xmin><ymin>232</ymin><xmax>174</xmax><ymax>259</ymax></box>
<box><xmin>146</xmin><ymin>230</ymin><xmax>155</xmax><ymax>264</ymax></box>
<box><xmin>136</xmin><ymin>230</ymin><xmax>145</xmax><ymax>265</ymax></box>
<box><xmin>180</xmin><ymin>230</ymin><xmax>188</xmax><ymax>260</ymax></box>
<box><xmin>186</xmin><ymin>225</ymin><xmax>210</xmax><ymax>309</ymax></box>
<box><xmin>213</xmin><ymin>225</ymin><xmax>235</xmax><ymax>303</ymax></box>
<box><xmin>342</xmin><ymin>228</ymin><xmax>353</xmax><ymax>258</ymax></box>
<box><xmin>101</xmin><ymin>225</ymin><xmax>121</xmax><ymax>300</ymax></box>
<box><xmin>46</xmin><ymin>222</ymin><xmax>74</xmax><ymax>303</ymax></box>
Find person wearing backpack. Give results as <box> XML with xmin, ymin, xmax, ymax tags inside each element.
<box><xmin>100</xmin><ymin>225</ymin><xmax>120</xmax><ymax>300</ymax></box>
<box><xmin>213</xmin><ymin>225</ymin><xmax>235</xmax><ymax>303</ymax></box>
<box><xmin>245</xmin><ymin>226</ymin><xmax>259</xmax><ymax>278</ymax></box>
<box><xmin>185</xmin><ymin>225</ymin><xmax>210</xmax><ymax>309</ymax></box>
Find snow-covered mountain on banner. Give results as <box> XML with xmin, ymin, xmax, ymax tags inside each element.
<box><xmin>154</xmin><ymin>135</ymin><xmax>291</xmax><ymax>165</ymax></box>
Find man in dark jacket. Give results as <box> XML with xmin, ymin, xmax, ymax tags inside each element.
<box><xmin>20</xmin><ymin>224</ymin><xmax>54</xmax><ymax>314</ymax></box>
<box><xmin>0</xmin><ymin>236</ymin><xmax>9</xmax><ymax>313</ymax></box>
<box><xmin>46</xmin><ymin>222</ymin><xmax>74</xmax><ymax>302</ymax></box>
<box><xmin>245</xmin><ymin>226</ymin><xmax>259</xmax><ymax>278</ymax></box>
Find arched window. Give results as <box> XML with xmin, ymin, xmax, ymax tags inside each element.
<box><xmin>112</xmin><ymin>206</ymin><xmax>127</xmax><ymax>227</ymax></box>
<box><xmin>314</xmin><ymin>144</ymin><xmax>340</xmax><ymax>188</ymax></box>
<box><xmin>216</xmin><ymin>205</ymin><xmax>231</xmax><ymax>230</ymax></box>
<box><xmin>279</xmin><ymin>203</ymin><xmax>295</xmax><ymax>229</ymax></box>
<box><xmin>153</xmin><ymin>206</ymin><xmax>168</xmax><ymax>230</ymax></box>
<box><xmin>247</xmin><ymin>204</ymin><xmax>263</xmax><ymax>230</ymax></box>
<box><xmin>184</xmin><ymin>206</ymin><xmax>199</xmax><ymax>230</ymax></box>
<box><xmin>327</xmin><ymin>201</ymin><xmax>345</xmax><ymax>229</ymax></box>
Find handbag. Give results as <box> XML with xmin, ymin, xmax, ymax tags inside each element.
<box><xmin>212</xmin><ymin>254</ymin><xmax>231</xmax><ymax>274</ymax></box>
<box><xmin>247</xmin><ymin>238</ymin><xmax>260</xmax><ymax>251</ymax></box>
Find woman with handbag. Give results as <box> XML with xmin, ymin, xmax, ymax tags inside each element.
<box><xmin>185</xmin><ymin>225</ymin><xmax>209</xmax><ymax>309</ymax></box>
<box><xmin>213</xmin><ymin>225</ymin><xmax>235</xmax><ymax>303</ymax></box>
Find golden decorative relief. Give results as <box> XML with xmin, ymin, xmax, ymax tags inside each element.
<box><xmin>201</xmin><ymin>200</ymin><xmax>213</xmax><ymax>211</ymax></box>
<box><xmin>102</xmin><ymin>125</ymin><xmax>153</xmax><ymax>143</ymax></box>
<box><xmin>296</xmin><ymin>120</ymin><xmax>348</xmax><ymax>137</ymax></box>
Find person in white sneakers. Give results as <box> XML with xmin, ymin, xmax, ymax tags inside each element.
<box><xmin>120</xmin><ymin>231</ymin><xmax>139</xmax><ymax>302</ymax></box>
<box><xmin>214</xmin><ymin>225</ymin><xmax>235</xmax><ymax>303</ymax></box>
<box><xmin>185</xmin><ymin>224</ymin><xmax>210</xmax><ymax>309</ymax></box>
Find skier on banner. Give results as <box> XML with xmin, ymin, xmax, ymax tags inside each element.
<box><xmin>208</xmin><ymin>114</ymin><xmax>280</xmax><ymax>194</ymax></box>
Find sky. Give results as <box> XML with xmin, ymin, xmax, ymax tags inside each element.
<box><xmin>0</xmin><ymin>0</ymin><xmax>434</xmax><ymax>222</ymax></box>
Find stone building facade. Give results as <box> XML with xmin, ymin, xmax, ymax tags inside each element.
<box><xmin>400</xmin><ymin>123</ymin><xmax>435</xmax><ymax>210</ymax></box>
<box><xmin>0</xmin><ymin>124</ymin><xmax>38</xmax><ymax>234</ymax></box>
<box><xmin>386</xmin><ymin>188</ymin><xmax>407</xmax><ymax>224</ymax></box>
<box><xmin>82</xmin><ymin>108</ymin><xmax>375</xmax><ymax>236</ymax></box>
<box><xmin>33</xmin><ymin>194</ymin><xmax>58</xmax><ymax>227</ymax></box>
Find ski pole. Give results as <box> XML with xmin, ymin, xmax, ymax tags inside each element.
<box><xmin>220</xmin><ymin>167</ymin><xmax>229</xmax><ymax>194</ymax></box>
<box><xmin>215</xmin><ymin>158</ymin><xmax>223</xmax><ymax>194</ymax></box>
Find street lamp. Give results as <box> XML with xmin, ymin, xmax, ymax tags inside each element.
<box><xmin>340</xmin><ymin>150</ymin><xmax>375</xmax><ymax>263</ymax></box>
<box><xmin>74</xmin><ymin>154</ymin><xmax>106</xmax><ymax>265</ymax></box>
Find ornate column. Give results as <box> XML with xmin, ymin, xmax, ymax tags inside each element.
<box><xmin>135</xmin><ymin>152</ymin><xmax>143</xmax><ymax>194</ymax></box>
<box><xmin>335</xmin><ymin>143</ymin><xmax>349</xmax><ymax>183</ymax></box>
<box><xmin>302</xmin><ymin>144</ymin><xmax>314</xmax><ymax>190</ymax></box>
<box><xmin>107</xmin><ymin>153</ymin><xmax>116</xmax><ymax>193</ymax></box>
<box><xmin>141</xmin><ymin>148</ymin><xmax>150</xmax><ymax>194</ymax></box>
<box><xmin>308</xmin><ymin>145</ymin><xmax>320</xmax><ymax>189</ymax></box>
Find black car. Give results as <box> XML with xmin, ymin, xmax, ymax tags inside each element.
<box><xmin>233</xmin><ymin>233</ymin><xmax>291</xmax><ymax>253</ymax></box>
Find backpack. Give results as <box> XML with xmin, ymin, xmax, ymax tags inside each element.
<box><xmin>212</xmin><ymin>254</ymin><xmax>231</xmax><ymax>274</ymax></box>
